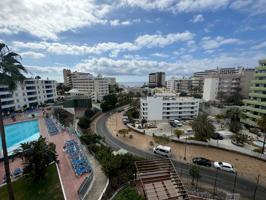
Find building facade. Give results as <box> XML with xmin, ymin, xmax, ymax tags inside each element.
<box><xmin>63</xmin><ymin>70</ymin><xmax>112</xmax><ymax>102</ymax></box>
<box><xmin>202</xmin><ymin>67</ymin><xmax>255</xmax><ymax>101</ymax></box>
<box><xmin>0</xmin><ymin>78</ymin><xmax>57</xmax><ymax>113</ymax></box>
<box><xmin>63</xmin><ymin>69</ymin><xmax>72</xmax><ymax>87</ymax></box>
<box><xmin>140</xmin><ymin>93</ymin><xmax>199</xmax><ymax>121</ymax></box>
<box><xmin>202</xmin><ymin>77</ymin><xmax>219</xmax><ymax>101</ymax></box>
<box><xmin>148</xmin><ymin>72</ymin><xmax>165</xmax><ymax>88</ymax></box>
<box><xmin>242</xmin><ymin>60</ymin><xmax>266</xmax><ymax>127</ymax></box>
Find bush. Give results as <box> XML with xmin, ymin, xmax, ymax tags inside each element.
<box><xmin>78</xmin><ymin>117</ymin><xmax>90</xmax><ymax>129</ymax></box>
<box><xmin>129</xmin><ymin>135</ymin><xmax>133</xmax><ymax>139</ymax></box>
<box><xmin>84</xmin><ymin>108</ymin><xmax>95</xmax><ymax>118</ymax></box>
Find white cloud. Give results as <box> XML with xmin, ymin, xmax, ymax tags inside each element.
<box><xmin>13</xmin><ymin>31</ymin><xmax>194</xmax><ymax>55</ymax></box>
<box><xmin>201</xmin><ymin>36</ymin><xmax>242</xmax><ymax>50</ymax></box>
<box><xmin>251</xmin><ymin>41</ymin><xmax>266</xmax><ymax>50</ymax></box>
<box><xmin>0</xmin><ymin>0</ymin><xmax>112</xmax><ymax>40</ymax></box>
<box><xmin>109</xmin><ymin>18</ymin><xmax>140</xmax><ymax>26</ymax></box>
<box><xmin>151</xmin><ymin>53</ymin><xmax>169</xmax><ymax>58</ymax></box>
<box><xmin>20</xmin><ymin>51</ymin><xmax>45</xmax><ymax>59</ymax></box>
<box><xmin>118</xmin><ymin>0</ymin><xmax>230</xmax><ymax>13</ymax></box>
<box><xmin>191</xmin><ymin>14</ymin><xmax>204</xmax><ymax>23</ymax></box>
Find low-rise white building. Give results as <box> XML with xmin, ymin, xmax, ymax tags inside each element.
<box><xmin>140</xmin><ymin>93</ymin><xmax>200</xmax><ymax>121</ymax></box>
<box><xmin>0</xmin><ymin>78</ymin><xmax>57</xmax><ymax>113</ymax></box>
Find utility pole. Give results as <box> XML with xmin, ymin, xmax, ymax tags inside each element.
<box><xmin>213</xmin><ymin>168</ymin><xmax>218</xmax><ymax>198</ymax></box>
<box><xmin>232</xmin><ymin>172</ymin><xmax>238</xmax><ymax>194</ymax></box>
<box><xmin>253</xmin><ymin>174</ymin><xmax>260</xmax><ymax>200</ymax></box>
<box><xmin>183</xmin><ymin>136</ymin><xmax>187</xmax><ymax>160</ymax></box>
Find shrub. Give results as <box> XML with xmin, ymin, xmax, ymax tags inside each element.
<box><xmin>129</xmin><ymin>135</ymin><xmax>133</xmax><ymax>139</ymax></box>
<box><xmin>84</xmin><ymin>108</ymin><xmax>95</xmax><ymax>118</ymax></box>
<box><xmin>78</xmin><ymin>117</ymin><xmax>90</xmax><ymax>129</ymax></box>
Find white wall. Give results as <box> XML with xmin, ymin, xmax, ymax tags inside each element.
<box><xmin>147</xmin><ymin>96</ymin><xmax>163</xmax><ymax>120</ymax></box>
<box><xmin>203</xmin><ymin>78</ymin><xmax>219</xmax><ymax>101</ymax></box>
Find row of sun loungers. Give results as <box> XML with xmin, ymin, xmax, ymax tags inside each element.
<box><xmin>45</xmin><ymin>118</ymin><xmax>59</xmax><ymax>135</ymax></box>
<box><xmin>64</xmin><ymin>140</ymin><xmax>92</xmax><ymax>176</ymax></box>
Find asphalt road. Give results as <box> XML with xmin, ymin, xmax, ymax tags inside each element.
<box><xmin>96</xmin><ymin>112</ymin><xmax>266</xmax><ymax>200</ymax></box>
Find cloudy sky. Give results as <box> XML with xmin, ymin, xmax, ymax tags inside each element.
<box><xmin>1</xmin><ymin>0</ymin><xmax>266</xmax><ymax>83</ymax></box>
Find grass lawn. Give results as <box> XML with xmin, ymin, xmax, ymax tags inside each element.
<box><xmin>114</xmin><ymin>186</ymin><xmax>144</xmax><ymax>200</ymax></box>
<box><xmin>0</xmin><ymin>164</ymin><xmax>64</xmax><ymax>200</ymax></box>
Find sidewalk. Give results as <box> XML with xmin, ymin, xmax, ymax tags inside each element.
<box><xmin>84</xmin><ymin>153</ymin><xmax>108</xmax><ymax>200</ymax></box>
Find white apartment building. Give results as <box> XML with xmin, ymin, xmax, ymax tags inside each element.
<box><xmin>0</xmin><ymin>78</ymin><xmax>57</xmax><ymax>113</ymax></box>
<box><xmin>202</xmin><ymin>77</ymin><xmax>219</xmax><ymax>101</ymax></box>
<box><xmin>69</xmin><ymin>71</ymin><xmax>110</xmax><ymax>102</ymax></box>
<box><xmin>140</xmin><ymin>93</ymin><xmax>200</xmax><ymax>121</ymax></box>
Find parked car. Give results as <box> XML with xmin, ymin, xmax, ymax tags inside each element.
<box><xmin>153</xmin><ymin>145</ymin><xmax>171</xmax><ymax>157</ymax></box>
<box><xmin>212</xmin><ymin>132</ymin><xmax>223</xmax><ymax>140</ymax></box>
<box><xmin>173</xmin><ymin>119</ymin><xmax>183</xmax><ymax>127</ymax></box>
<box><xmin>214</xmin><ymin>161</ymin><xmax>235</xmax><ymax>173</ymax></box>
<box><xmin>192</xmin><ymin>157</ymin><xmax>212</xmax><ymax>167</ymax></box>
<box><xmin>169</xmin><ymin>121</ymin><xmax>177</xmax><ymax>127</ymax></box>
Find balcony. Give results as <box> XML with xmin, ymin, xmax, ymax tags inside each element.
<box><xmin>254</xmin><ymin>72</ymin><xmax>266</xmax><ymax>77</ymax></box>
<box><xmin>250</xmin><ymin>87</ymin><xmax>266</xmax><ymax>92</ymax></box>
<box><xmin>257</xmin><ymin>66</ymin><xmax>266</xmax><ymax>70</ymax></box>
<box><xmin>244</xmin><ymin>106</ymin><xmax>266</xmax><ymax>114</ymax></box>
<box><xmin>243</xmin><ymin>99</ymin><xmax>266</xmax><ymax>106</ymax></box>
<box><xmin>251</xmin><ymin>80</ymin><xmax>266</xmax><ymax>84</ymax></box>
<box><xmin>248</xmin><ymin>93</ymin><xmax>266</xmax><ymax>98</ymax></box>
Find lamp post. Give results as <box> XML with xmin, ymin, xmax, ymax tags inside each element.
<box><xmin>183</xmin><ymin>136</ymin><xmax>187</xmax><ymax>160</ymax></box>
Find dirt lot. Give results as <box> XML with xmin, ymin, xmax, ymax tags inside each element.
<box><xmin>107</xmin><ymin>112</ymin><xmax>266</xmax><ymax>186</ymax></box>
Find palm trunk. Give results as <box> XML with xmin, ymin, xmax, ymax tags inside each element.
<box><xmin>0</xmin><ymin>100</ymin><xmax>15</xmax><ymax>200</ymax></box>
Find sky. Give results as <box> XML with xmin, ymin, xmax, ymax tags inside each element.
<box><xmin>1</xmin><ymin>0</ymin><xmax>266</xmax><ymax>83</ymax></box>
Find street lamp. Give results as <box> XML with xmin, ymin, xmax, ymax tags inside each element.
<box><xmin>183</xmin><ymin>136</ymin><xmax>187</xmax><ymax>160</ymax></box>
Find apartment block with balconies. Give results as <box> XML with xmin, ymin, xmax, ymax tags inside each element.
<box><xmin>242</xmin><ymin>59</ymin><xmax>266</xmax><ymax>127</ymax></box>
<box><xmin>0</xmin><ymin>78</ymin><xmax>57</xmax><ymax>113</ymax></box>
<box><xmin>140</xmin><ymin>93</ymin><xmax>199</xmax><ymax>121</ymax></box>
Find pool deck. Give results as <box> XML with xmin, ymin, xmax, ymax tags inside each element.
<box><xmin>0</xmin><ymin>111</ymin><xmax>87</xmax><ymax>200</ymax></box>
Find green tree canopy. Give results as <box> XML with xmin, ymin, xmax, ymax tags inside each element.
<box><xmin>192</xmin><ymin>114</ymin><xmax>215</xmax><ymax>141</ymax></box>
<box><xmin>78</xmin><ymin>116</ymin><xmax>91</xmax><ymax>129</ymax></box>
<box><xmin>19</xmin><ymin>136</ymin><xmax>57</xmax><ymax>181</ymax></box>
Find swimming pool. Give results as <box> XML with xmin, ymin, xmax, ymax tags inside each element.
<box><xmin>254</xmin><ymin>140</ymin><xmax>266</xmax><ymax>148</ymax></box>
<box><xmin>0</xmin><ymin>120</ymin><xmax>40</xmax><ymax>155</ymax></box>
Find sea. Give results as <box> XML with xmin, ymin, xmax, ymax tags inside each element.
<box><xmin>118</xmin><ymin>82</ymin><xmax>146</xmax><ymax>87</ymax></box>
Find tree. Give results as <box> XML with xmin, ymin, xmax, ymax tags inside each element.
<box><xmin>84</xmin><ymin>108</ymin><xmax>95</xmax><ymax>119</ymax></box>
<box><xmin>100</xmin><ymin>94</ymin><xmax>118</xmax><ymax>111</ymax></box>
<box><xmin>141</xmin><ymin>119</ymin><xmax>147</xmax><ymax>127</ymax></box>
<box><xmin>192</xmin><ymin>114</ymin><xmax>215</xmax><ymax>141</ymax></box>
<box><xmin>174</xmin><ymin>129</ymin><xmax>183</xmax><ymax>139</ymax></box>
<box><xmin>179</xmin><ymin>91</ymin><xmax>187</xmax><ymax>97</ymax></box>
<box><xmin>118</xmin><ymin>129</ymin><xmax>129</xmax><ymax>137</ymax></box>
<box><xmin>257</xmin><ymin>116</ymin><xmax>266</xmax><ymax>154</ymax></box>
<box><xmin>19</xmin><ymin>136</ymin><xmax>57</xmax><ymax>181</ymax></box>
<box><xmin>0</xmin><ymin>43</ymin><xmax>28</xmax><ymax>200</ymax></box>
<box><xmin>78</xmin><ymin>117</ymin><xmax>91</xmax><ymax>129</ymax></box>
<box><xmin>189</xmin><ymin>165</ymin><xmax>200</xmax><ymax>185</ymax></box>
<box><xmin>229</xmin><ymin>120</ymin><xmax>241</xmax><ymax>134</ymax></box>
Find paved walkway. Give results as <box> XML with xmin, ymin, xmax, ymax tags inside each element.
<box><xmin>84</xmin><ymin>153</ymin><xmax>108</xmax><ymax>200</ymax></box>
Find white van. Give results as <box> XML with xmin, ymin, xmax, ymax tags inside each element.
<box><xmin>153</xmin><ymin>145</ymin><xmax>171</xmax><ymax>157</ymax></box>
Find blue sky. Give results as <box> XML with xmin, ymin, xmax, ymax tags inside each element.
<box><xmin>1</xmin><ymin>0</ymin><xmax>266</xmax><ymax>83</ymax></box>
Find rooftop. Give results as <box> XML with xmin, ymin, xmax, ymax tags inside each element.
<box><xmin>135</xmin><ymin>159</ymin><xmax>189</xmax><ymax>200</ymax></box>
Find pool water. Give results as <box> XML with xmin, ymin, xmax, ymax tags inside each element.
<box><xmin>0</xmin><ymin>120</ymin><xmax>40</xmax><ymax>154</ymax></box>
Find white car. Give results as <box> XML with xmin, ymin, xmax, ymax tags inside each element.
<box><xmin>214</xmin><ymin>161</ymin><xmax>235</xmax><ymax>173</ymax></box>
<box><xmin>153</xmin><ymin>145</ymin><xmax>171</xmax><ymax>157</ymax></box>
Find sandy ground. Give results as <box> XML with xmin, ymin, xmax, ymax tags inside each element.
<box><xmin>0</xmin><ymin>111</ymin><xmax>87</xmax><ymax>200</ymax></box>
<box><xmin>107</xmin><ymin>112</ymin><xmax>266</xmax><ymax>186</ymax></box>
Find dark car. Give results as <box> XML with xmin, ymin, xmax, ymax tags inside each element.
<box><xmin>192</xmin><ymin>157</ymin><xmax>212</xmax><ymax>167</ymax></box>
<box><xmin>211</xmin><ymin>132</ymin><xmax>223</xmax><ymax>140</ymax></box>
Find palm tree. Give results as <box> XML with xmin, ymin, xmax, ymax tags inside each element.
<box><xmin>257</xmin><ymin>116</ymin><xmax>266</xmax><ymax>154</ymax></box>
<box><xmin>0</xmin><ymin>43</ymin><xmax>27</xmax><ymax>200</ymax></box>
<box><xmin>189</xmin><ymin>165</ymin><xmax>200</xmax><ymax>185</ymax></box>
<box><xmin>19</xmin><ymin>136</ymin><xmax>57</xmax><ymax>181</ymax></box>
<box><xmin>174</xmin><ymin>129</ymin><xmax>183</xmax><ymax>139</ymax></box>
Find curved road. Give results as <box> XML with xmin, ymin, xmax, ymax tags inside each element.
<box><xmin>96</xmin><ymin>112</ymin><xmax>266</xmax><ymax>200</ymax></box>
